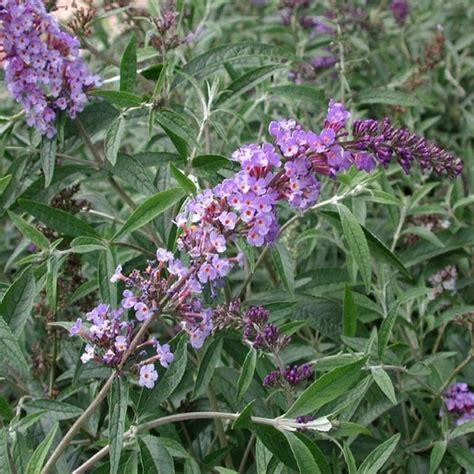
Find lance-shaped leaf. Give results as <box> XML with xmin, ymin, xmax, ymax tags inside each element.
<box><xmin>109</xmin><ymin>377</ymin><xmax>129</xmax><ymax>474</ymax></box>
<box><xmin>0</xmin><ymin>270</ymin><xmax>36</xmax><ymax>336</ymax></box>
<box><xmin>0</xmin><ymin>315</ymin><xmax>29</xmax><ymax>376</ymax></box>
<box><xmin>113</xmin><ymin>187</ymin><xmax>184</xmax><ymax>240</ymax></box>
<box><xmin>120</xmin><ymin>34</ymin><xmax>137</xmax><ymax>93</ymax></box>
<box><xmin>286</xmin><ymin>357</ymin><xmax>367</xmax><ymax>417</ymax></box>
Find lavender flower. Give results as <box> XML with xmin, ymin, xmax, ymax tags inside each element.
<box><xmin>139</xmin><ymin>364</ymin><xmax>158</xmax><ymax>389</ymax></box>
<box><xmin>0</xmin><ymin>0</ymin><xmax>100</xmax><ymax>137</ymax></box>
<box><xmin>442</xmin><ymin>383</ymin><xmax>474</xmax><ymax>425</ymax></box>
<box><xmin>156</xmin><ymin>342</ymin><xmax>174</xmax><ymax>368</ymax></box>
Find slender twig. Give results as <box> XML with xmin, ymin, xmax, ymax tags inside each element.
<box><xmin>238</xmin><ymin>433</ymin><xmax>255</xmax><ymax>474</ymax></box>
<box><xmin>42</xmin><ymin>373</ymin><xmax>115</xmax><ymax>474</ymax></box>
<box><xmin>72</xmin><ymin>411</ymin><xmax>282</xmax><ymax>474</ymax></box>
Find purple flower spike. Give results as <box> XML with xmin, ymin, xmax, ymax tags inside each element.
<box><xmin>0</xmin><ymin>0</ymin><xmax>100</xmax><ymax>136</ymax></box>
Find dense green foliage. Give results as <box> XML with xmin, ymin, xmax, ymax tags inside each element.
<box><xmin>1</xmin><ymin>1</ymin><xmax>474</xmax><ymax>473</ymax></box>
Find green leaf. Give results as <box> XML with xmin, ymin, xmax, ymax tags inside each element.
<box><xmin>0</xmin><ymin>175</ymin><xmax>12</xmax><ymax>195</ymax></box>
<box><xmin>106</xmin><ymin>153</ymin><xmax>156</xmax><ymax>195</ymax></box>
<box><xmin>183</xmin><ymin>458</ymin><xmax>200</xmax><ymax>474</ymax></box>
<box><xmin>9</xmin><ymin>411</ymin><xmax>46</xmax><ymax>433</ymax></box>
<box><xmin>253</xmin><ymin>425</ymin><xmax>297</xmax><ymax>470</ymax></box>
<box><xmin>236</xmin><ymin>347</ymin><xmax>257</xmax><ymax>402</ymax></box>
<box><xmin>18</xmin><ymin>199</ymin><xmax>98</xmax><ymax>238</ymax></box>
<box><xmin>139</xmin><ymin>435</ymin><xmax>175</xmax><ymax>474</ymax></box>
<box><xmin>113</xmin><ymin>187</ymin><xmax>184</xmax><ymax>240</ymax></box>
<box><xmin>70</xmin><ymin>236</ymin><xmax>107</xmax><ymax>253</ymax></box>
<box><xmin>98</xmin><ymin>248</ymin><xmax>117</xmax><ymax>308</ymax></box>
<box><xmin>8</xmin><ymin>211</ymin><xmax>50</xmax><ymax>250</ymax></box>
<box><xmin>156</xmin><ymin>109</ymin><xmax>197</xmax><ymax>147</ymax></box>
<box><xmin>297</xmin><ymin>435</ymin><xmax>331</xmax><ymax>474</ymax></box>
<box><xmin>256</xmin><ymin>438</ymin><xmax>273</xmax><ymax>474</ymax></box>
<box><xmin>338</xmin><ymin>204</ymin><xmax>371</xmax><ymax>291</ymax></box>
<box><xmin>172</xmin><ymin>42</ymin><xmax>291</xmax><ymax>87</ymax></box>
<box><xmin>377</xmin><ymin>309</ymin><xmax>398</xmax><ymax>359</ymax></box>
<box><xmin>40</xmin><ymin>136</ymin><xmax>56</xmax><ymax>188</ymax></box>
<box><xmin>46</xmin><ymin>257</ymin><xmax>59</xmax><ymax>315</ymax></box>
<box><xmin>362</xmin><ymin>226</ymin><xmax>411</xmax><ymax>279</ymax></box>
<box><xmin>271</xmin><ymin>241</ymin><xmax>294</xmax><ymax>294</ymax></box>
<box><xmin>192</xmin><ymin>337</ymin><xmax>223</xmax><ymax>399</ymax></box>
<box><xmin>371</xmin><ymin>367</ymin><xmax>397</xmax><ymax>404</ymax></box>
<box><xmin>105</xmin><ymin>115</ymin><xmax>125</xmax><ymax>166</ymax></box>
<box><xmin>267</xmin><ymin>84</ymin><xmax>325</xmax><ymax>103</ymax></box>
<box><xmin>90</xmin><ymin>90</ymin><xmax>143</xmax><ymax>108</ymax></box>
<box><xmin>343</xmin><ymin>442</ymin><xmax>357</xmax><ymax>474</ymax></box>
<box><xmin>448</xmin><ymin>446</ymin><xmax>474</xmax><ymax>471</ymax></box>
<box><xmin>286</xmin><ymin>357</ymin><xmax>367</xmax><ymax>417</ymax></box>
<box><xmin>401</xmin><ymin>228</ymin><xmax>474</xmax><ymax>267</ymax></box>
<box><xmin>356</xmin><ymin>88</ymin><xmax>423</xmax><ymax>107</ymax></box>
<box><xmin>0</xmin><ymin>270</ymin><xmax>36</xmax><ymax>336</ymax></box>
<box><xmin>24</xmin><ymin>399</ymin><xmax>83</xmax><ymax>421</ymax></box>
<box><xmin>450</xmin><ymin>420</ymin><xmax>474</xmax><ymax>440</ymax></box>
<box><xmin>170</xmin><ymin>163</ymin><xmax>197</xmax><ymax>195</ymax></box>
<box><xmin>343</xmin><ymin>284</ymin><xmax>357</xmax><ymax>337</ymax></box>
<box><xmin>0</xmin><ymin>316</ymin><xmax>29</xmax><ymax>376</ymax></box>
<box><xmin>70</xmin><ymin>278</ymin><xmax>98</xmax><ymax>303</ymax></box>
<box><xmin>232</xmin><ymin>400</ymin><xmax>255</xmax><ymax>430</ymax></box>
<box><xmin>120</xmin><ymin>34</ymin><xmax>137</xmax><ymax>93</ymax></box>
<box><xmin>402</xmin><ymin>226</ymin><xmax>445</xmax><ymax>248</ymax></box>
<box><xmin>367</xmin><ymin>190</ymin><xmax>403</xmax><ymax>207</ymax></box>
<box><xmin>139</xmin><ymin>333</ymin><xmax>187</xmax><ymax>414</ymax></box>
<box><xmin>109</xmin><ymin>377</ymin><xmax>129</xmax><ymax>474</ymax></box>
<box><xmin>0</xmin><ymin>394</ymin><xmax>13</xmax><ymax>421</ymax></box>
<box><xmin>357</xmin><ymin>433</ymin><xmax>400</xmax><ymax>474</ymax></box>
<box><xmin>0</xmin><ymin>428</ymin><xmax>13</xmax><ymax>474</ymax></box>
<box><xmin>25</xmin><ymin>423</ymin><xmax>59</xmax><ymax>474</ymax></box>
<box><xmin>284</xmin><ymin>432</ymin><xmax>321</xmax><ymax>474</ymax></box>
<box><xmin>192</xmin><ymin>154</ymin><xmax>232</xmax><ymax>174</ymax></box>
<box><xmin>429</xmin><ymin>440</ymin><xmax>447</xmax><ymax>474</ymax></box>
<box><xmin>218</xmin><ymin>64</ymin><xmax>285</xmax><ymax>103</ymax></box>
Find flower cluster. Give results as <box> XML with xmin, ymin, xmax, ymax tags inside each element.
<box><xmin>0</xmin><ymin>0</ymin><xmax>100</xmax><ymax>137</ymax></box>
<box><xmin>111</xmin><ymin>248</ymin><xmax>213</xmax><ymax>349</ymax></box>
<box><xmin>212</xmin><ymin>301</ymin><xmax>312</xmax><ymax>390</ymax></box>
<box><xmin>263</xmin><ymin>364</ymin><xmax>313</xmax><ymax>388</ymax></box>
<box><xmin>69</xmin><ymin>303</ymin><xmax>174</xmax><ymax>389</ymax></box>
<box><xmin>442</xmin><ymin>383</ymin><xmax>474</xmax><ymax>425</ymax></box>
<box><xmin>428</xmin><ymin>264</ymin><xmax>457</xmax><ymax>297</ymax></box>
<box><xmin>242</xmin><ymin>306</ymin><xmax>290</xmax><ymax>351</ymax></box>
<box><xmin>69</xmin><ymin>99</ymin><xmax>462</xmax><ymax>389</ymax></box>
<box><xmin>390</xmin><ymin>0</ymin><xmax>410</xmax><ymax>25</ymax></box>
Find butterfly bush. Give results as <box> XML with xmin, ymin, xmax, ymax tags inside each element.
<box><xmin>0</xmin><ymin>0</ymin><xmax>100</xmax><ymax>137</ymax></box>
<box><xmin>70</xmin><ymin>99</ymin><xmax>462</xmax><ymax>388</ymax></box>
